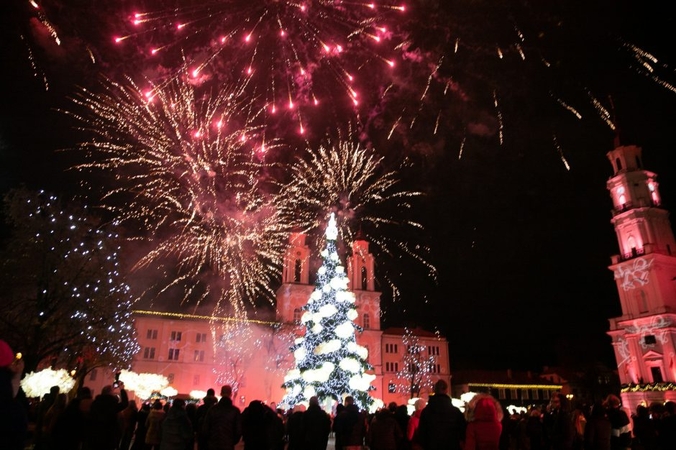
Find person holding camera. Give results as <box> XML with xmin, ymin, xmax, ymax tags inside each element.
<box><xmin>86</xmin><ymin>381</ymin><xmax>129</xmax><ymax>450</ymax></box>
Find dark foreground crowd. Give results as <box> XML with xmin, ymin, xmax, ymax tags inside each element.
<box><xmin>2</xmin><ymin>346</ymin><xmax>676</xmax><ymax>450</ymax></box>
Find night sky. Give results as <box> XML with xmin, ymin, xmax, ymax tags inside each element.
<box><xmin>2</xmin><ymin>0</ymin><xmax>676</xmax><ymax>372</ymax></box>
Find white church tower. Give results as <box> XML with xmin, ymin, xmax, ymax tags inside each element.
<box><xmin>276</xmin><ymin>232</ymin><xmax>314</xmax><ymax>325</ymax></box>
<box><xmin>606</xmin><ymin>144</ymin><xmax>676</xmax><ymax>410</ymax></box>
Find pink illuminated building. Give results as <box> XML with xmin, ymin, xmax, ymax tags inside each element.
<box><xmin>264</xmin><ymin>232</ymin><xmax>450</xmax><ymax>405</ymax></box>
<box><xmin>87</xmin><ymin>233</ymin><xmax>450</xmax><ymax>406</ymax></box>
<box><xmin>606</xmin><ymin>144</ymin><xmax>676</xmax><ymax>410</ymax></box>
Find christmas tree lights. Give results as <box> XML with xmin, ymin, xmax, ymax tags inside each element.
<box><xmin>0</xmin><ymin>188</ymin><xmax>139</xmax><ymax>374</ymax></box>
<box><xmin>282</xmin><ymin>213</ymin><xmax>375</xmax><ymax>410</ymax></box>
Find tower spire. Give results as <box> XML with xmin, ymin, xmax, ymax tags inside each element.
<box><xmin>608</xmin><ymin>95</ymin><xmax>622</xmax><ymax>149</ymax></box>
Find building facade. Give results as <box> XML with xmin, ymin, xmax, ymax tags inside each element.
<box><xmin>381</xmin><ymin>327</ymin><xmax>452</xmax><ymax>402</ymax></box>
<box><xmin>87</xmin><ymin>233</ymin><xmax>451</xmax><ymax>407</ymax></box>
<box><xmin>451</xmin><ymin>369</ymin><xmax>562</xmax><ymax>409</ymax></box>
<box><xmin>606</xmin><ymin>144</ymin><xmax>676</xmax><ymax>411</ymax></box>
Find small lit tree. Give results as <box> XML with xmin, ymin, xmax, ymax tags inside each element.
<box><xmin>213</xmin><ymin>321</ymin><xmax>258</xmax><ymax>397</ymax></box>
<box><xmin>394</xmin><ymin>327</ymin><xmax>437</xmax><ymax>399</ymax></box>
<box><xmin>282</xmin><ymin>213</ymin><xmax>375</xmax><ymax>410</ymax></box>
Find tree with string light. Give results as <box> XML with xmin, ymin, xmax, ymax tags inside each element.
<box><xmin>0</xmin><ymin>187</ymin><xmax>139</xmax><ymax>379</ymax></box>
<box><xmin>281</xmin><ymin>213</ymin><xmax>375</xmax><ymax>410</ymax></box>
<box><xmin>393</xmin><ymin>327</ymin><xmax>437</xmax><ymax>399</ymax></box>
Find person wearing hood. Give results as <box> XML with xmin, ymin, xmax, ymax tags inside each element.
<box><xmin>415</xmin><ymin>379</ymin><xmax>466</xmax><ymax>450</ymax></box>
<box><xmin>464</xmin><ymin>394</ymin><xmax>503</xmax><ymax>450</ymax></box>
<box><xmin>146</xmin><ymin>399</ymin><xmax>167</xmax><ymax>450</ymax></box>
<box><xmin>367</xmin><ymin>406</ymin><xmax>403</xmax><ymax>450</ymax></box>
<box><xmin>196</xmin><ymin>389</ymin><xmax>218</xmax><ymax>450</ymax></box>
<box><xmin>160</xmin><ymin>399</ymin><xmax>194</xmax><ymax>450</ymax></box>
<box><xmin>407</xmin><ymin>398</ymin><xmax>426</xmax><ymax>450</ymax></box>
<box><xmin>241</xmin><ymin>400</ymin><xmax>284</xmax><ymax>450</ymax></box>
<box><xmin>333</xmin><ymin>396</ymin><xmax>368</xmax><ymax>450</ymax></box>
<box><xmin>86</xmin><ymin>383</ymin><xmax>129</xmax><ymax>450</ymax></box>
<box><xmin>301</xmin><ymin>396</ymin><xmax>331</xmax><ymax>450</ymax></box>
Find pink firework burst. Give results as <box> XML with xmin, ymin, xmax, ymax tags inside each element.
<box><xmin>113</xmin><ymin>0</ymin><xmax>406</xmax><ymax>136</ymax></box>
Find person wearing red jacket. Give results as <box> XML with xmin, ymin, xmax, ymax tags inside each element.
<box><xmin>464</xmin><ymin>394</ymin><xmax>503</xmax><ymax>450</ymax></box>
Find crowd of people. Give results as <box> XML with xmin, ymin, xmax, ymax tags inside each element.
<box><xmin>496</xmin><ymin>393</ymin><xmax>676</xmax><ymax>450</ymax></box>
<box><xmin>2</xmin><ymin>338</ymin><xmax>676</xmax><ymax>450</ymax></box>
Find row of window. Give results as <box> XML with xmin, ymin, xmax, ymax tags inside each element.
<box><xmin>384</xmin><ymin>344</ymin><xmax>441</xmax><ymax>355</ymax></box>
<box><xmin>145</xmin><ymin>329</ymin><xmax>208</xmax><ymax>343</ymax></box>
<box><xmin>142</xmin><ymin>347</ymin><xmax>205</xmax><ymax>362</ymax></box>
<box><xmin>383</xmin><ymin>362</ymin><xmax>442</xmax><ymax>374</ymax></box>
<box><xmin>385</xmin><ymin>362</ymin><xmax>399</xmax><ymax>372</ymax></box>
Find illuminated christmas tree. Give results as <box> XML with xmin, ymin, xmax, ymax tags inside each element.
<box><xmin>282</xmin><ymin>213</ymin><xmax>375</xmax><ymax>410</ymax></box>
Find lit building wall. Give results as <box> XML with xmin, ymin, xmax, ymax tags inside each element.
<box><xmin>106</xmin><ymin>234</ymin><xmax>449</xmax><ymax>408</ymax></box>
<box><xmin>129</xmin><ymin>312</ymin><xmax>291</xmax><ymax>406</ymax></box>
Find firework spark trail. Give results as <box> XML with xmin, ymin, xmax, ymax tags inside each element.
<box><xmin>406</xmin><ymin>56</ymin><xmax>444</xmax><ymax>129</ymax></box>
<box><xmin>67</xmin><ymin>72</ymin><xmax>287</xmax><ymax>318</ymax></box>
<box><xmin>627</xmin><ymin>43</ymin><xmax>659</xmax><ymax>70</ymax></box>
<box><xmin>554</xmin><ymin>96</ymin><xmax>583</xmax><ymax>120</ymax></box>
<box><xmin>29</xmin><ymin>0</ymin><xmax>61</xmax><ymax>46</ymax></box>
<box><xmin>17</xmin><ymin>0</ymin><xmax>63</xmax><ymax>91</ymax></box>
<box><xmin>20</xmin><ymin>34</ymin><xmax>49</xmax><ymax>90</ymax></box>
<box><xmin>553</xmin><ymin>135</ymin><xmax>571</xmax><ymax>171</ymax></box>
<box><xmin>388</xmin><ymin>114</ymin><xmax>403</xmax><ymax>140</ymax></box>
<box><xmin>626</xmin><ymin>43</ymin><xmax>676</xmax><ymax>94</ymax></box>
<box><xmin>493</xmin><ymin>90</ymin><xmax>504</xmax><ymax>145</ymax></box>
<box><xmin>113</xmin><ymin>0</ymin><xmax>406</xmax><ymax>135</ymax></box>
<box><xmin>274</xmin><ymin>137</ymin><xmax>436</xmax><ymax>299</ymax></box>
<box><xmin>587</xmin><ymin>91</ymin><xmax>616</xmax><ymax>131</ymax></box>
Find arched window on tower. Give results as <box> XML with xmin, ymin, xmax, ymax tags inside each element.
<box><xmin>293</xmin><ymin>307</ymin><xmax>302</xmax><ymax>323</ymax></box>
<box><xmin>294</xmin><ymin>258</ymin><xmax>302</xmax><ymax>283</ymax></box>
<box><xmin>363</xmin><ymin>313</ymin><xmax>370</xmax><ymax>329</ymax></box>
<box><xmin>616</xmin><ymin>186</ymin><xmax>626</xmax><ymax>208</ymax></box>
<box><xmin>627</xmin><ymin>236</ymin><xmax>637</xmax><ymax>257</ymax></box>
<box><xmin>616</xmin><ymin>158</ymin><xmax>623</xmax><ymax>171</ymax></box>
<box><xmin>361</xmin><ymin>266</ymin><xmax>368</xmax><ymax>290</ymax></box>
